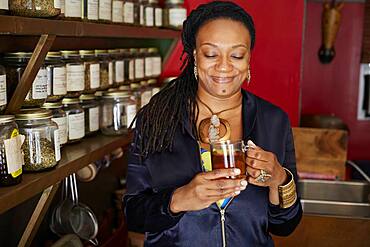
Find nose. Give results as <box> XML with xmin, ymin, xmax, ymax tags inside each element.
<box><xmin>215</xmin><ymin>56</ymin><xmax>233</xmax><ymax>72</ymax></box>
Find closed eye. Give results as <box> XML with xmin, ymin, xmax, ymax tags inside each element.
<box><xmin>204</xmin><ymin>54</ymin><xmax>217</xmax><ymax>58</ymax></box>
<box><xmin>231</xmin><ymin>56</ymin><xmax>244</xmax><ymax>60</ymax></box>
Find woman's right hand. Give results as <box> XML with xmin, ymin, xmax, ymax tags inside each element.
<box><xmin>169</xmin><ymin>168</ymin><xmax>248</xmax><ymax>213</ymax></box>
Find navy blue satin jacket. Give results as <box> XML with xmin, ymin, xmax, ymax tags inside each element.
<box><xmin>123</xmin><ymin>90</ymin><xmax>302</xmax><ymax>246</ymax></box>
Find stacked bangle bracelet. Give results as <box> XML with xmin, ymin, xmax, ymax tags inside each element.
<box><xmin>278</xmin><ymin>168</ymin><xmax>297</xmax><ymax>208</ymax></box>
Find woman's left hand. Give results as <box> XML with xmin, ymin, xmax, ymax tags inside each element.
<box><xmin>245</xmin><ymin>140</ymin><xmax>287</xmax><ymax>189</ymax></box>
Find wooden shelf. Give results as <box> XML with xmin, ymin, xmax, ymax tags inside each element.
<box><xmin>0</xmin><ymin>15</ymin><xmax>180</xmax><ymax>38</ymax></box>
<box><xmin>0</xmin><ymin>133</ymin><xmax>132</xmax><ymax>214</ymax></box>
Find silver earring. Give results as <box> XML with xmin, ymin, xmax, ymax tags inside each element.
<box><xmin>247</xmin><ymin>69</ymin><xmax>251</xmax><ymax>83</ymax></box>
<box><xmin>194</xmin><ymin>64</ymin><xmax>198</xmax><ymax>80</ymax></box>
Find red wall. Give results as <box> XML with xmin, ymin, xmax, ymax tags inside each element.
<box><xmin>162</xmin><ymin>0</ymin><xmax>304</xmax><ymax>126</ymax></box>
<box><xmin>301</xmin><ymin>3</ymin><xmax>369</xmax><ymax>160</ymax></box>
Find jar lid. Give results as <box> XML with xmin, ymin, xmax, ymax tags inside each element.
<box><xmin>140</xmin><ymin>80</ymin><xmax>148</xmax><ymax>86</ymax></box>
<box><xmin>107</xmin><ymin>87</ymin><xmax>119</xmax><ymax>92</ymax></box>
<box><xmin>79</xmin><ymin>50</ymin><xmax>95</xmax><ymax>56</ymax></box>
<box><xmin>94</xmin><ymin>90</ymin><xmax>105</xmax><ymax>97</ymax></box>
<box><xmin>15</xmin><ymin>109</ymin><xmax>52</xmax><ymax>120</ymax></box>
<box><xmin>62</xmin><ymin>97</ymin><xmax>80</xmax><ymax>105</ymax></box>
<box><xmin>46</xmin><ymin>51</ymin><xmax>62</xmax><ymax>57</ymax></box>
<box><xmin>139</xmin><ymin>48</ymin><xmax>148</xmax><ymax>53</ymax></box>
<box><xmin>60</xmin><ymin>50</ymin><xmax>79</xmax><ymax>55</ymax></box>
<box><xmin>80</xmin><ymin>94</ymin><xmax>96</xmax><ymax>101</ymax></box>
<box><xmin>42</xmin><ymin>102</ymin><xmax>63</xmax><ymax>109</ymax></box>
<box><xmin>0</xmin><ymin>115</ymin><xmax>15</xmax><ymax>124</ymax></box>
<box><xmin>148</xmin><ymin>47</ymin><xmax>159</xmax><ymax>53</ymax></box>
<box><xmin>129</xmin><ymin>48</ymin><xmax>138</xmax><ymax>54</ymax></box>
<box><xmin>108</xmin><ymin>49</ymin><xmax>120</xmax><ymax>54</ymax></box>
<box><xmin>148</xmin><ymin>0</ymin><xmax>158</xmax><ymax>3</ymax></box>
<box><xmin>118</xmin><ymin>85</ymin><xmax>130</xmax><ymax>91</ymax></box>
<box><xmin>165</xmin><ymin>0</ymin><xmax>184</xmax><ymax>4</ymax></box>
<box><xmin>95</xmin><ymin>49</ymin><xmax>109</xmax><ymax>55</ymax></box>
<box><xmin>148</xmin><ymin>79</ymin><xmax>157</xmax><ymax>85</ymax></box>
<box><xmin>130</xmin><ymin>83</ymin><xmax>141</xmax><ymax>89</ymax></box>
<box><xmin>102</xmin><ymin>91</ymin><xmax>131</xmax><ymax>98</ymax></box>
<box><xmin>3</xmin><ymin>52</ymin><xmax>32</xmax><ymax>58</ymax></box>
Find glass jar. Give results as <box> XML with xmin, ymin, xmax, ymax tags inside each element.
<box><xmin>100</xmin><ymin>91</ymin><xmax>136</xmax><ymax>135</ymax></box>
<box><xmin>45</xmin><ymin>52</ymin><xmax>67</xmax><ymax>102</ymax></box>
<box><xmin>108</xmin><ymin>49</ymin><xmax>125</xmax><ymax>86</ymax></box>
<box><xmin>0</xmin><ymin>115</ymin><xmax>23</xmax><ymax>186</ymax></box>
<box><xmin>163</xmin><ymin>0</ymin><xmax>186</xmax><ymax>30</ymax></box>
<box><xmin>148</xmin><ymin>47</ymin><xmax>162</xmax><ymax>77</ymax></box>
<box><xmin>64</xmin><ymin>0</ymin><xmax>82</xmax><ymax>19</ymax></box>
<box><xmin>2</xmin><ymin>52</ymin><xmax>48</xmax><ymax>108</ymax></box>
<box><xmin>95</xmin><ymin>50</ymin><xmax>114</xmax><ymax>90</ymax></box>
<box><xmin>154</xmin><ymin>0</ymin><xmax>162</xmax><ymax>27</ymax></box>
<box><xmin>80</xmin><ymin>50</ymin><xmax>100</xmax><ymax>94</ymax></box>
<box><xmin>143</xmin><ymin>0</ymin><xmax>156</xmax><ymax>27</ymax></box>
<box><xmin>123</xmin><ymin>0</ymin><xmax>135</xmax><ymax>25</ymax></box>
<box><xmin>62</xmin><ymin>98</ymin><xmax>85</xmax><ymax>143</ymax></box>
<box><xmin>112</xmin><ymin>0</ymin><xmax>123</xmax><ymax>23</ymax></box>
<box><xmin>124</xmin><ymin>48</ymin><xmax>135</xmax><ymax>83</ymax></box>
<box><xmin>15</xmin><ymin>109</ymin><xmax>60</xmax><ymax>172</ymax></box>
<box><xmin>80</xmin><ymin>94</ymin><xmax>100</xmax><ymax>136</ymax></box>
<box><xmin>82</xmin><ymin>0</ymin><xmax>99</xmax><ymax>21</ymax></box>
<box><xmin>98</xmin><ymin>0</ymin><xmax>112</xmax><ymax>22</ymax></box>
<box><xmin>134</xmin><ymin>0</ymin><xmax>143</xmax><ymax>26</ymax></box>
<box><xmin>140</xmin><ymin>80</ymin><xmax>152</xmax><ymax>107</ymax></box>
<box><xmin>9</xmin><ymin>0</ymin><xmax>60</xmax><ymax>17</ymax></box>
<box><xmin>148</xmin><ymin>78</ymin><xmax>160</xmax><ymax>96</ymax></box>
<box><xmin>0</xmin><ymin>65</ymin><xmax>7</xmax><ymax>113</ymax></box>
<box><xmin>42</xmin><ymin>102</ymin><xmax>68</xmax><ymax>146</ymax></box>
<box><xmin>61</xmin><ymin>51</ymin><xmax>85</xmax><ymax>98</ymax></box>
<box><xmin>135</xmin><ymin>48</ymin><xmax>145</xmax><ymax>81</ymax></box>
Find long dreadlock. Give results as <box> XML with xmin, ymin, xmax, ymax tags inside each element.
<box><xmin>135</xmin><ymin>1</ymin><xmax>256</xmax><ymax>158</ymax></box>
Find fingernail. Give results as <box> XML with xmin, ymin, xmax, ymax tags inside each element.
<box><xmin>240</xmin><ymin>186</ymin><xmax>246</xmax><ymax>190</ymax></box>
<box><xmin>241</xmin><ymin>180</ymin><xmax>248</xmax><ymax>186</ymax></box>
<box><xmin>247</xmin><ymin>140</ymin><xmax>256</xmax><ymax>148</ymax></box>
<box><xmin>234</xmin><ymin>168</ymin><xmax>241</xmax><ymax>175</ymax></box>
<box><xmin>234</xmin><ymin>190</ymin><xmax>240</xmax><ymax>195</ymax></box>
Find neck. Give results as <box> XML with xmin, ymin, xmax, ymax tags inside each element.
<box><xmin>197</xmin><ymin>87</ymin><xmax>242</xmax><ymax>114</ymax></box>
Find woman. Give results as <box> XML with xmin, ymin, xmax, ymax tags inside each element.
<box><xmin>123</xmin><ymin>1</ymin><xmax>302</xmax><ymax>246</ymax></box>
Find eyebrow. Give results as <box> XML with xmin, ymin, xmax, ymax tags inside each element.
<box><xmin>200</xmin><ymin>43</ymin><xmax>248</xmax><ymax>49</ymax></box>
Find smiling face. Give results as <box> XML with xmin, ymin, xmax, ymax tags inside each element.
<box><xmin>195</xmin><ymin>18</ymin><xmax>251</xmax><ymax>98</ymax></box>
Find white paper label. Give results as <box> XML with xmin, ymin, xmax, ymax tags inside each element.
<box><xmin>0</xmin><ymin>0</ymin><xmax>8</xmax><ymax>10</ymax></box>
<box><xmin>140</xmin><ymin>4</ymin><xmax>144</xmax><ymax>25</ymax></box>
<box><xmin>52</xmin><ymin>116</ymin><xmax>67</xmax><ymax>145</ymax></box>
<box><xmin>89</xmin><ymin>107</ymin><xmax>99</xmax><ymax>132</ymax></box>
<box><xmin>112</xmin><ymin>1</ymin><xmax>123</xmax><ymax>23</ymax></box>
<box><xmin>155</xmin><ymin>8</ymin><xmax>162</xmax><ymax>27</ymax></box>
<box><xmin>145</xmin><ymin>57</ymin><xmax>152</xmax><ymax>77</ymax></box>
<box><xmin>169</xmin><ymin>8</ymin><xmax>186</xmax><ymax>27</ymax></box>
<box><xmin>99</xmin><ymin>0</ymin><xmax>111</xmax><ymax>20</ymax></box>
<box><xmin>87</xmin><ymin>0</ymin><xmax>99</xmax><ymax>20</ymax></box>
<box><xmin>32</xmin><ymin>69</ymin><xmax>48</xmax><ymax>99</ymax></box>
<box><xmin>90</xmin><ymin>63</ymin><xmax>100</xmax><ymax>89</ymax></box>
<box><xmin>65</xmin><ymin>0</ymin><xmax>82</xmax><ymax>18</ymax></box>
<box><xmin>54</xmin><ymin>0</ymin><xmax>60</xmax><ymax>9</ymax></box>
<box><xmin>141</xmin><ymin>91</ymin><xmax>152</xmax><ymax>107</ymax></box>
<box><xmin>0</xmin><ymin>75</ymin><xmax>7</xmax><ymax>106</ymax></box>
<box><xmin>115</xmin><ymin>60</ymin><xmax>124</xmax><ymax>83</ymax></box>
<box><xmin>66</xmin><ymin>64</ymin><xmax>84</xmax><ymax>91</ymax></box>
<box><xmin>60</xmin><ymin>0</ymin><xmax>65</xmax><ymax>13</ymax></box>
<box><xmin>4</xmin><ymin>135</ymin><xmax>24</xmax><ymax>174</ymax></box>
<box><xmin>53</xmin><ymin>67</ymin><xmax>67</xmax><ymax>95</ymax></box>
<box><xmin>126</xmin><ymin>104</ymin><xmax>136</xmax><ymax>128</ymax></box>
<box><xmin>129</xmin><ymin>60</ymin><xmax>134</xmax><ymax>80</ymax></box>
<box><xmin>135</xmin><ymin>58</ymin><xmax>144</xmax><ymax>79</ymax></box>
<box><xmin>53</xmin><ymin>130</ymin><xmax>61</xmax><ymax>161</ymax></box>
<box><xmin>108</xmin><ymin>62</ymin><xmax>113</xmax><ymax>85</ymax></box>
<box><xmin>152</xmin><ymin>56</ymin><xmax>162</xmax><ymax>76</ymax></box>
<box><xmin>68</xmin><ymin>112</ymin><xmax>85</xmax><ymax>140</ymax></box>
<box><xmin>145</xmin><ymin>7</ymin><xmax>154</xmax><ymax>26</ymax></box>
<box><xmin>123</xmin><ymin>2</ymin><xmax>134</xmax><ymax>23</ymax></box>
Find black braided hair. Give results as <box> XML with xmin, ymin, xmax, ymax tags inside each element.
<box><xmin>135</xmin><ymin>1</ymin><xmax>256</xmax><ymax>158</ymax></box>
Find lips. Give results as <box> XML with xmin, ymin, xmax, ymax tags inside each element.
<box><xmin>211</xmin><ymin>76</ymin><xmax>234</xmax><ymax>84</ymax></box>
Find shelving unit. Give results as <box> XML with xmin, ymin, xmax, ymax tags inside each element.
<box><xmin>0</xmin><ymin>15</ymin><xmax>180</xmax><ymax>246</ymax></box>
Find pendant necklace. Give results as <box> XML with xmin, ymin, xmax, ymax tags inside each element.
<box><xmin>197</xmin><ymin>97</ymin><xmax>241</xmax><ymax>144</ymax></box>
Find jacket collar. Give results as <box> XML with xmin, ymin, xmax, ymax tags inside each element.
<box><xmin>183</xmin><ymin>89</ymin><xmax>258</xmax><ymax>140</ymax></box>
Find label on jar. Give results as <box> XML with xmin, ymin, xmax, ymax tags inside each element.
<box><xmin>152</xmin><ymin>56</ymin><xmax>162</xmax><ymax>76</ymax></box>
<box><xmin>99</xmin><ymin>0</ymin><xmax>112</xmax><ymax>21</ymax></box>
<box><xmin>126</xmin><ymin>104</ymin><xmax>136</xmax><ymax>128</ymax></box>
<box><xmin>169</xmin><ymin>8</ymin><xmax>187</xmax><ymax>27</ymax></box>
<box><xmin>0</xmin><ymin>0</ymin><xmax>8</xmax><ymax>10</ymax></box>
<box><xmin>89</xmin><ymin>107</ymin><xmax>99</xmax><ymax>132</ymax></box>
<box><xmin>102</xmin><ymin>104</ymin><xmax>113</xmax><ymax>127</ymax></box>
<box><xmin>66</xmin><ymin>64</ymin><xmax>84</xmax><ymax>91</ymax></box>
<box><xmin>90</xmin><ymin>63</ymin><xmax>100</xmax><ymax>89</ymax></box>
<box><xmin>108</xmin><ymin>62</ymin><xmax>113</xmax><ymax>85</ymax></box>
<box><xmin>65</xmin><ymin>0</ymin><xmax>82</xmax><ymax>18</ymax></box>
<box><xmin>129</xmin><ymin>60</ymin><xmax>135</xmax><ymax>80</ymax></box>
<box><xmin>68</xmin><ymin>112</ymin><xmax>85</xmax><ymax>140</ymax></box>
<box><xmin>87</xmin><ymin>0</ymin><xmax>99</xmax><ymax>20</ymax></box>
<box><xmin>4</xmin><ymin>134</ymin><xmax>24</xmax><ymax>177</ymax></box>
<box><xmin>54</xmin><ymin>0</ymin><xmax>60</xmax><ymax>9</ymax></box>
<box><xmin>53</xmin><ymin>67</ymin><xmax>67</xmax><ymax>95</ymax></box>
<box><xmin>53</xmin><ymin>130</ymin><xmax>61</xmax><ymax>162</ymax></box>
<box><xmin>135</xmin><ymin>58</ymin><xmax>144</xmax><ymax>79</ymax></box>
<box><xmin>123</xmin><ymin>2</ymin><xmax>134</xmax><ymax>24</ymax></box>
<box><xmin>32</xmin><ymin>68</ymin><xmax>48</xmax><ymax>99</ymax></box>
<box><xmin>112</xmin><ymin>0</ymin><xmax>123</xmax><ymax>23</ymax></box>
<box><xmin>115</xmin><ymin>60</ymin><xmax>124</xmax><ymax>83</ymax></box>
<box><xmin>145</xmin><ymin>7</ymin><xmax>154</xmax><ymax>26</ymax></box>
<box><xmin>52</xmin><ymin>116</ymin><xmax>67</xmax><ymax>145</ymax></box>
<box><xmin>155</xmin><ymin>8</ymin><xmax>162</xmax><ymax>27</ymax></box>
<box><xmin>140</xmin><ymin>4</ymin><xmax>144</xmax><ymax>25</ymax></box>
<box><xmin>0</xmin><ymin>75</ymin><xmax>7</xmax><ymax>106</ymax></box>
<box><xmin>141</xmin><ymin>90</ymin><xmax>152</xmax><ymax>107</ymax></box>
<box><xmin>60</xmin><ymin>0</ymin><xmax>65</xmax><ymax>13</ymax></box>
<box><xmin>145</xmin><ymin>57</ymin><xmax>152</xmax><ymax>77</ymax></box>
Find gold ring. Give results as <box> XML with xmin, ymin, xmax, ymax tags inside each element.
<box><xmin>256</xmin><ymin>169</ymin><xmax>272</xmax><ymax>183</ymax></box>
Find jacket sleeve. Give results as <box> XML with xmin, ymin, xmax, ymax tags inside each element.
<box><xmin>268</xmin><ymin>120</ymin><xmax>303</xmax><ymax>236</ymax></box>
<box><xmin>122</xmin><ymin>120</ymin><xmax>184</xmax><ymax>233</ymax></box>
